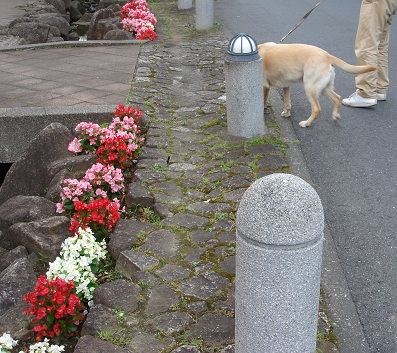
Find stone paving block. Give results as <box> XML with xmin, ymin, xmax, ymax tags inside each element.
<box><xmin>187</xmin><ymin>201</ymin><xmax>232</xmax><ymax>216</ymax></box>
<box><xmin>127</xmin><ymin>332</ymin><xmax>167</xmax><ymax>353</ymax></box>
<box><xmin>145</xmin><ymin>283</ymin><xmax>180</xmax><ymax>316</ymax></box>
<box><xmin>125</xmin><ymin>181</ymin><xmax>155</xmax><ymax>209</ymax></box>
<box><xmin>155</xmin><ymin>264</ymin><xmax>191</xmax><ymax>282</ymax></box>
<box><xmin>188</xmin><ymin>313</ymin><xmax>235</xmax><ymax>343</ymax></box>
<box><xmin>74</xmin><ymin>335</ymin><xmax>129</xmax><ymax>353</ymax></box>
<box><xmin>140</xmin><ymin>229</ymin><xmax>181</xmax><ymax>259</ymax></box>
<box><xmin>152</xmin><ymin>312</ymin><xmax>192</xmax><ymax>335</ymax></box>
<box><xmin>107</xmin><ymin>219</ymin><xmax>154</xmax><ymax>261</ymax></box>
<box><xmin>179</xmin><ymin>272</ymin><xmax>230</xmax><ymax>300</ymax></box>
<box><xmin>81</xmin><ymin>304</ymin><xmax>121</xmax><ymax>337</ymax></box>
<box><xmin>94</xmin><ymin>279</ymin><xmax>141</xmax><ymax>313</ymax></box>
<box><xmin>161</xmin><ymin>213</ymin><xmax>210</xmax><ymax>229</ymax></box>
<box><xmin>115</xmin><ymin>250</ymin><xmax>159</xmax><ymax>279</ymax></box>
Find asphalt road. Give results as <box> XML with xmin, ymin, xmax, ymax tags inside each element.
<box><xmin>214</xmin><ymin>0</ymin><xmax>397</xmax><ymax>352</ymax></box>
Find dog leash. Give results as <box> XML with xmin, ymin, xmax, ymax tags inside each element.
<box><xmin>279</xmin><ymin>0</ymin><xmax>327</xmax><ymax>42</ymax></box>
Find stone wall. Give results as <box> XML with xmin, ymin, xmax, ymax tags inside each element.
<box><xmin>0</xmin><ymin>0</ymin><xmax>132</xmax><ymax>45</ymax></box>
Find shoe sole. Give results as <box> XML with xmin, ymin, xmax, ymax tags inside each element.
<box><xmin>342</xmin><ymin>101</ymin><xmax>377</xmax><ymax>107</ymax></box>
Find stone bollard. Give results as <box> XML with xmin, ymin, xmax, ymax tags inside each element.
<box><xmin>235</xmin><ymin>173</ymin><xmax>324</xmax><ymax>353</ymax></box>
<box><xmin>178</xmin><ymin>0</ymin><xmax>192</xmax><ymax>10</ymax></box>
<box><xmin>224</xmin><ymin>34</ymin><xmax>265</xmax><ymax>138</ymax></box>
<box><xmin>195</xmin><ymin>0</ymin><xmax>214</xmax><ymax>30</ymax></box>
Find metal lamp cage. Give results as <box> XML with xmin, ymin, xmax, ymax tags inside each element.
<box><xmin>227</xmin><ymin>33</ymin><xmax>259</xmax><ymax>62</ymax></box>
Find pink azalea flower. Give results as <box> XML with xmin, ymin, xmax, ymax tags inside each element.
<box><xmin>68</xmin><ymin>138</ymin><xmax>83</xmax><ymax>153</ymax></box>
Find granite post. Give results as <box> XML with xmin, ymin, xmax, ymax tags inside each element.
<box><xmin>195</xmin><ymin>0</ymin><xmax>213</xmax><ymax>30</ymax></box>
<box><xmin>235</xmin><ymin>173</ymin><xmax>324</xmax><ymax>353</ymax></box>
<box><xmin>178</xmin><ymin>0</ymin><xmax>192</xmax><ymax>10</ymax></box>
<box><xmin>224</xmin><ymin>36</ymin><xmax>265</xmax><ymax>138</ymax></box>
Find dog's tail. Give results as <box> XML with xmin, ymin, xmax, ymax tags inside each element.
<box><xmin>329</xmin><ymin>55</ymin><xmax>376</xmax><ymax>74</ymax></box>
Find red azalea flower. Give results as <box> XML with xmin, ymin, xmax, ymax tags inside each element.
<box><xmin>23</xmin><ymin>276</ymin><xmax>86</xmax><ymax>340</ymax></box>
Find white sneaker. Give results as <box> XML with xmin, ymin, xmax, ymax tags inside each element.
<box><xmin>376</xmin><ymin>93</ymin><xmax>387</xmax><ymax>101</ymax></box>
<box><xmin>342</xmin><ymin>90</ymin><xmax>377</xmax><ymax>107</ymax></box>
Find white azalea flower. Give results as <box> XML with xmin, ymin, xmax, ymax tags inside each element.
<box><xmin>46</xmin><ymin>227</ymin><xmax>107</xmax><ymax>301</ymax></box>
<box><xmin>0</xmin><ymin>332</ymin><xmax>18</xmax><ymax>350</ymax></box>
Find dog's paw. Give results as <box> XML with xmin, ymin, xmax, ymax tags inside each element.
<box><xmin>299</xmin><ymin>120</ymin><xmax>310</xmax><ymax>128</ymax></box>
<box><xmin>332</xmin><ymin>114</ymin><xmax>341</xmax><ymax>121</ymax></box>
<box><xmin>281</xmin><ymin>110</ymin><xmax>291</xmax><ymax>117</ymax></box>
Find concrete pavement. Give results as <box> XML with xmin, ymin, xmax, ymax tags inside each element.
<box><xmin>0</xmin><ymin>0</ymin><xmax>33</xmax><ymax>26</ymax></box>
<box><xmin>0</xmin><ymin>5</ymin><xmax>142</xmax><ymax>162</ymax></box>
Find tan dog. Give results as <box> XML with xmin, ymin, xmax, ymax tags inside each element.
<box><xmin>258</xmin><ymin>42</ymin><xmax>376</xmax><ymax>127</ymax></box>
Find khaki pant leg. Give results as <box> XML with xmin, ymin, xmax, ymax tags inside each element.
<box><xmin>377</xmin><ymin>12</ymin><xmax>395</xmax><ymax>93</ymax></box>
<box><xmin>355</xmin><ymin>0</ymin><xmax>397</xmax><ymax>98</ymax></box>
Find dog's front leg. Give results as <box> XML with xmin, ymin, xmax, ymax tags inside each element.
<box><xmin>281</xmin><ymin>86</ymin><xmax>291</xmax><ymax>117</ymax></box>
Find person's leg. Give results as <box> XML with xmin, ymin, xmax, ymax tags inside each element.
<box><xmin>377</xmin><ymin>4</ymin><xmax>397</xmax><ymax>96</ymax></box>
<box><xmin>354</xmin><ymin>0</ymin><xmax>379</xmax><ymax>99</ymax></box>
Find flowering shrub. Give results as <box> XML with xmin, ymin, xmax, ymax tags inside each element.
<box><xmin>0</xmin><ymin>332</ymin><xmax>18</xmax><ymax>352</ymax></box>
<box><xmin>120</xmin><ymin>0</ymin><xmax>157</xmax><ymax>41</ymax></box>
<box><xmin>23</xmin><ymin>276</ymin><xmax>85</xmax><ymax>341</ymax></box>
<box><xmin>69</xmin><ymin>198</ymin><xmax>121</xmax><ymax>240</ymax></box>
<box><xmin>114</xmin><ymin>103</ymin><xmax>142</xmax><ymax>119</ymax></box>
<box><xmin>68</xmin><ymin>104</ymin><xmax>144</xmax><ymax>169</ymax></box>
<box><xmin>56</xmin><ymin>163</ymin><xmax>125</xmax><ymax>216</ymax></box>
<box><xmin>47</xmin><ymin>227</ymin><xmax>108</xmax><ymax>301</ymax></box>
<box><xmin>96</xmin><ymin>117</ymin><xmax>144</xmax><ymax>169</ymax></box>
<box><xmin>0</xmin><ymin>333</ymin><xmax>65</xmax><ymax>353</ymax></box>
<box><xmin>28</xmin><ymin>338</ymin><xmax>65</xmax><ymax>353</ymax></box>
<box><xmin>20</xmin><ymin>104</ymin><xmax>146</xmax><ymax>349</ymax></box>
<box><xmin>68</xmin><ymin>122</ymin><xmax>103</xmax><ymax>154</ymax></box>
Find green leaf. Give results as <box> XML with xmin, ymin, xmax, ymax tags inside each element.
<box><xmin>46</xmin><ymin>313</ymin><xmax>55</xmax><ymax>324</ymax></box>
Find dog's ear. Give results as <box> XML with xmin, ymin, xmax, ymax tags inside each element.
<box><xmin>265</xmin><ymin>42</ymin><xmax>278</xmax><ymax>49</ymax></box>
<box><xmin>258</xmin><ymin>42</ymin><xmax>277</xmax><ymax>56</ymax></box>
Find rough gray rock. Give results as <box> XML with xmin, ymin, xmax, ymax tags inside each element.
<box><xmin>30</xmin><ymin>13</ymin><xmax>71</xmax><ymax>37</ymax></box>
<box><xmin>0</xmin><ymin>245</ymin><xmax>28</xmax><ymax>273</ymax></box>
<box><xmin>104</xmin><ymin>29</ymin><xmax>134</xmax><ymax>40</ymax></box>
<box><xmin>98</xmin><ymin>0</ymin><xmax>128</xmax><ymax>10</ymax></box>
<box><xmin>0</xmin><ymin>123</ymin><xmax>73</xmax><ymax>205</ymax></box>
<box><xmin>44</xmin><ymin>0</ymin><xmax>67</xmax><ymax>14</ymax></box>
<box><xmin>8</xmin><ymin>216</ymin><xmax>70</xmax><ymax>261</ymax></box>
<box><xmin>0</xmin><ymin>196</ymin><xmax>56</xmax><ymax>230</ymax></box>
<box><xmin>0</xmin><ymin>257</ymin><xmax>37</xmax><ymax>316</ymax></box>
<box><xmin>87</xmin><ymin>8</ymin><xmax>117</xmax><ymax>40</ymax></box>
<box><xmin>2</xmin><ymin>0</ymin><xmax>133</xmax><ymax>45</ymax></box>
<box><xmin>8</xmin><ymin>22</ymin><xmax>51</xmax><ymax>44</ymax></box>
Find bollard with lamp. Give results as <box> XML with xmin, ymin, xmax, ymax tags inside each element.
<box><xmin>224</xmin><ymin>33</ymin><xmax>266</xmax><ymax>138</ymax></box>
<box><xmin>195</xmin><ymin>0</ymin><xmax>214</xmax><ymax>30</ymax></box>
<box><xmin>178</xmin><ymin>0</ymin><xmax>192</xmax><ymax>10</ymax></box>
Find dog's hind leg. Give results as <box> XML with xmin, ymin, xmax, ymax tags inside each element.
<box><xmin>299</xmin><ymin>87</ymin><xmax>322</xmax><ymax>127</ymax></box>
<box><xmin>264</xmin><ymin>86</ymin><xmax>270</xmax><ymax>108</ymax></box>
<box><xmin>322</xmin><ymin>86</ymin><xmax>342</xmax><ymax>121</ymax></box>
<box><xmin>281</xmin><ymin>86</ymin><xmax>291</xmax><ymax>117</ymax></box>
